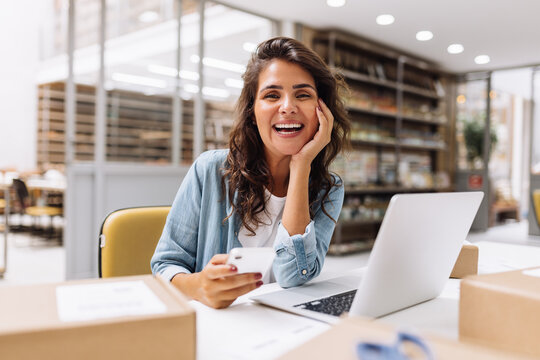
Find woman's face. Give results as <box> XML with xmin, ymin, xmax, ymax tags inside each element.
<box><xmin>253</xmin><ymin>59</ymin><xmax>319</xmax><ymax>163</ymax></box>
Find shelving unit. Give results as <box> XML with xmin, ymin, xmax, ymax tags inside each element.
<box><xmin>37</xmin><ymin>81</ymin><xmax>234</xmax><ymax>167</ymax></box>
<box><xmin>311</xmin><ymin>30</ymin><xmax>454</xmax><ymax>254</ymax></box>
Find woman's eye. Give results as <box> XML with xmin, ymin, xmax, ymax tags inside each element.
<box><xmin>297</xmin><ymin>93</ymin><xmax>311</xmax><ymax>98</ymax></box>
<box><xmin>263</xmin><ymin>93</ymin><xmax>279</xmax><ymax>99</ymax></box>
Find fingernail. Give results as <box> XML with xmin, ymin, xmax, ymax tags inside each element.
<box><xmin>317</xmin><ymin>106</ymin><xmax>322</xmax><ymax>111</ymax></box>
<box><xmin>230</xmin><ymin>265</ymin><xmax>237</xmax><ymax>272</ymax></box>
<box><xmin>256</xmin><ymin>281</ymin><xmax>263</xmax><ymax>287</ymax></box>
<box><xmin>255</xmin><ymin>273</ymin><xmax>263</xmax><ymax>280</ymax></box>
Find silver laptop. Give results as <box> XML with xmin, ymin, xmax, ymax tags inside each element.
<box><xmin>251</xmin><ymin>191</ymin><xmax>484</xmax><ymax>323</ymax></box>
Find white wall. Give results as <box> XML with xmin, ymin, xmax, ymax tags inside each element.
<box><xmin>0</xmin><ymin>1</ymin><xmax>43</xmax><ymax>171</ymax></box>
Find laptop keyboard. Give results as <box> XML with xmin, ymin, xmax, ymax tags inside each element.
<box><xmin>293</xmin><ymin>289</ymin><xmax>357</xmax><ymax>317</ymax></box>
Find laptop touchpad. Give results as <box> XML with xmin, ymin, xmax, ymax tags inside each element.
<box><xmin>287</xmin><ymin>277</ymin><xmax>359</xmax><ymax>298</ymax></box>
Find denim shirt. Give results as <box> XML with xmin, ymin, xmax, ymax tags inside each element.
<box><xmin>150</xmin><ymin>149</ymin><xmax>344</xmax><ymax>288</ymax></box>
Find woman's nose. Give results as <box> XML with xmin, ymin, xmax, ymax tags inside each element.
<box><xmin>279</xmin><ymin>95</ymin><xmax>297</xmax><ymax>114</ymax></box>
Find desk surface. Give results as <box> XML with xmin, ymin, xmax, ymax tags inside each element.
<box><xmin>192</xmin><ymin>241</ymin><xmax>540</xmax><ymax>360</ymax></box>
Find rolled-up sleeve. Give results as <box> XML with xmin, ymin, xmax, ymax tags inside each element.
<box><xmin>272</xmin><ymin>177</ymin><xmax>344</xmax><ymax>288</ymax></box>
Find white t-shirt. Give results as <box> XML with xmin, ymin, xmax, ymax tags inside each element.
<box><xmin>238</xmin><ymin>189</ymin><xmax>286</xmax><ymax>283</ymax></box>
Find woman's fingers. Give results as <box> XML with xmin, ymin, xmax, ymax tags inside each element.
<box><xmin>219</xmin><ymin>280</ymin><xmax>263</xmax><ymax>300</ymax></box>
<box><xmin>318</xmin><ymin>99</ymin><xmax>334</xmax><ymax>140</ymax></box>
<box><xmin>210</xmin><ymin>253</ymin><xmax>229</xmax><ymax>265</ymax></box>
<box><xmin>212</xmin><ymin>272</ymin><xmax>262</xmax><ymax>291</ymax></box>
<box><xmin>205</xmin><ymin>263</ymin><xmax>237</xmax><ymax>280</ymax></box>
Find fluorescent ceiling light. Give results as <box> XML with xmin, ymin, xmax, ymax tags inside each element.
<box><xmin>147</xmin><ymin>64</ymin><xmax>199</xmax><ymax>80</ymax></box>
<box><xmin>416</xmin><ymin>31</ymin><xmax>433</xmax><ymax>41</ymax></box>
<box><xmin>447</xmin><ymin>44</ymin><xmax>464</xmax><ymax>54</ymax></box>
<box><xmin>474</xmin><ymin>55</ymin><xmax>491</xmax><ymax>65</ymax></box>
<box><xmin>376</xmin><ymin>14</ymin><xmax>394</xmax><ymax>26</ymax></box>
<box><xmin>111</xmin><ymin>73</ymin><xmax>167</xmax><ymax>88</ymax></box>
<box><xmin>327</xmin><ymin>0</ymin><xmax>346</xmax><ymax>7</ymax></box>
<box><xmin>183</xmin><ymin>84</ymin><xmax>230</xmax><ymax>98</ymax></box>
<box><xmin>225</xmin><ymin>78</ymin><xmax>244</xmax><ymax>89</ymax></box>
<box><xmin>190</xmin><ymin>55</ymin><xmax>246</xmax><ymax>73</ymax></box>
<box><xmin>243</xmin><ymin>42</ymin><xmax>257</xmax><ymax>53</ymax></box>
<box><xmin>138</xmin><ymin>11</ymin><xmax>159</xmax><ymax>23</ymax></box>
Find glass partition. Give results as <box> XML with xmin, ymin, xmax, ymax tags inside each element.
<box><xmin>532</xmin><ymin>68</ymin><xmax>540</xmax><ymax>174</ymax></box>
<box><xmin>201</xmin><ymin>2</ymin><xmax>274</xmax><ymax>153</ymax></box>
<box><xmin>455</xmin><ymin>77</ymin><xmax>490</xmax><ymax>171</ymax></box>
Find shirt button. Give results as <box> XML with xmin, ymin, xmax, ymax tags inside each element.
<box><xmin>302</xmin><ymin>269</ymin><xmax>307</xmax><ymax>275</ymax></box>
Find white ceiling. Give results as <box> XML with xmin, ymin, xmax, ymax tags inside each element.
<box><xmin>218</xmin><ymin>0</ymin><xmax>540</xmax><ymax>73</ymax></box>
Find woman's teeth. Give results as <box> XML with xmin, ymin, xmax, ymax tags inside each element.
<box><xmin>274</xmin><ymin>124</ymin><xmax>303</xmax><ymax>133</ymax></box>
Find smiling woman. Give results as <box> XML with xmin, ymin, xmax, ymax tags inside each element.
<box><xmin>151</xmin><ymin>37</ymin><xmax>351</xmax><ymax>309</ymax></box>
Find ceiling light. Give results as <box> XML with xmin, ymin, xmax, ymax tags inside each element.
<box><xmin>447</xmin><ymin>44</ymin><xmax>464</xmax><ymax>54</ymax></box>
<box><xmin>416</xmin><ymin>31</ymin><xmax>433</xmax><ymax>41</ymax></box>
<box><xmin>183</xmin><ymin>84</ymin><xmax>230</xmax><ymax>98</ymax></box>
<box><xmin>138</xmin><ymin>11</ymin><xmax>159</xmax><ymax>23</ymax></box>
<box><xmin>474</xmin><ymin>55</ymin><xmax>490</xmax><ymax>65</ymax></box>
<box><xmin>190</xmin><ymin>55</ymin><xmax>246</xmax><ymax>73</ymax></box>
<box><xmin>327</xmin><ymin>0</ymin><xmax>346</xmax><ymax>7</ymax></box>
<box><xmin>111</xmin><ymin>73</ymin><xmax>167</xmax><ymax>88</ymax></box>
<box><xmin>225</xmin><ymin>78</ymin><xmax>244</xmax><ymax>89</ymax></box>
<box><xmin>376</xmin><ymin>14</ymin><xmax>394</xmax><ymax>26</ymax></box>
<box><xmin>147</xmin><ymin>64</ymin><xmax>199</xmax><ymax>81</ymax></box>
<box><xmin>243</xmin><ymin>42</ymin><xmax>257</xmax><ymax>53</ymax></box>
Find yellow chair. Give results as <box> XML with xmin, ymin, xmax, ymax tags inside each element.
<box><xmin>533</xmin><ymin>189</ymin><xmax>540</xmax><ymax>226</ymax></box>
<box><xmin>99</xmin><ymin>206</ymin><xmax>171</xmax><ymax>278</ymax></box>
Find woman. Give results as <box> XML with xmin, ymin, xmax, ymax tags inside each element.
<box><xmin>151</xmin><ymin>37</ymin><xmax>350</xmax><ymax>309</ymax></box>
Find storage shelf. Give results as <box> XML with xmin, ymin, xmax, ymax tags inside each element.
<box><xmin>347</xmin><ymin>105</ymin><xmax>447</xmax><ymax>126</ymax></box>
<box><xmin>341</xmin><ymin>68</ymin><xmax>442</xmax><ymax>100</ymax></box>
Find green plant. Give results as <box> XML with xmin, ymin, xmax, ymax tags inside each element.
<box><xmin>462</xmin><ymin>115</ymin><xmax>497</xmax><ymax>164</ymax></box>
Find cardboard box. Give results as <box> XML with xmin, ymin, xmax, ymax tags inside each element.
<box><xmin>460</xmin><ymin>267</ymin><xmax>540</xmax><ymax>358</ymax></box>
<box><xmin>450</xmin><ymin>244</ymin><xmax>479</xmax><ymax>279</ymax></box>
<box><xmin>0</xmin><ymin>275</ymin><xmax>195</xmax><ymax>360</ymax></box>
<box><xmin>279</xmin><ymin>316</ymin><xmax>532</xmax><ymax>359</ymax></box>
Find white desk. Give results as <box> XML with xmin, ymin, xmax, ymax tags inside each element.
<box><xmin>191</xmin><ymin>241</ymin><xmax>540</xmax><ymax>360</ymax></box>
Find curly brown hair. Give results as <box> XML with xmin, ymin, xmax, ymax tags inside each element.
<box><xmin>222</xmin><ymin>36</ymin><xmax>350</xmax><ymax>235</ymax></box>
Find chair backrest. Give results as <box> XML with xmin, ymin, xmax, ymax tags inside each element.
<box><xmin>99</xmin><ymin>206</ymin><xmax>171</xmax><ymax>278</ymax></box>
<box><xmin>533</xmin><ymin>190</ymin><xmax>540</xmax><ymax>226</ymax></box>
<box><xmin>11</xmin><ymin>179</ymin><xmax>30</xmax><ymax>211</ymax></box>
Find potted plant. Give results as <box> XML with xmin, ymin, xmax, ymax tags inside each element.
<box><xmin>461</xmin><ymin>114</ymin><xmax>497</xmax><ymax>169</ymax></box>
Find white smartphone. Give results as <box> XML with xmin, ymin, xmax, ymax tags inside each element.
<box><xmin>226</xmin><ymin>247</ymin><xmax>276</xmax><ymax>275</ymax></box>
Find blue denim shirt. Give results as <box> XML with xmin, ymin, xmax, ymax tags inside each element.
<box><xmin>151</xmin><ymin>149</ymin><xmax>344</xmax><ymax>288</ymax></box>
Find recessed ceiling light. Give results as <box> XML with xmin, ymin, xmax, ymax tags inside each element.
<box><xmin>327</xmin><ymin>0</ymin><xmax>346</xmax><ymax>8</ymax></box>
<box><xmin>376</xmin><ymin>14</ymin><xmax>395</xmax><ymax>26</ymax></box>
<box><xmin>447</xmin><ymin>44</ymin><xmax>464</xmax><ymax>54</ymax></box>
<box><xmin>474</xmin><ymin>55</ymin><xmax>490</xmax><ymax>65</ymax></box>
<box><xmin>138</xmin><ymin>11</ymin><xmax>159</xmax><ymax>23</ymax></box>
<box><xmin>416</xmin><ymin>31</ymin><xmax>433</xmax><ymax>41</ymax></box>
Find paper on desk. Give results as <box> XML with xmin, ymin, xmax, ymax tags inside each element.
<box><xmin>56</xmin><ymin>280</ymin><xmax>167</xmax><ymax>322</ymax></box>
<box><xmin>523</xmin><ymin>268</ymin><xmax>540</xmax><ymax>278</ymax></box>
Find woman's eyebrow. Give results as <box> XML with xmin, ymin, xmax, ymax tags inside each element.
<box><xmin>292</xmin><ymin>83</ymin><xmax>316</xmax><ymax>91</ymax></box>
<box><xmin>258</xmin><ymin>83</ymin><xmax>316</xmax><ymax>94</ymax></box>
<box><xmin>259</xmin><ymin>84</ymin><xmax>282</xmax><ymax>94</ymax></box>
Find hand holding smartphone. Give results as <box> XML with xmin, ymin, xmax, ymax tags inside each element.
<box><xmin>226</xmin><ymin>247</ymin><xmax>275</xmax><ymax>275</ymax></box>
